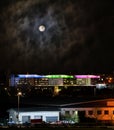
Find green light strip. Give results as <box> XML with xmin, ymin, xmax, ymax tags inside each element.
<box><xmin>45</xmin><ymin>75</ymin><xmax>73</xmax><ymax>78</ymax></box>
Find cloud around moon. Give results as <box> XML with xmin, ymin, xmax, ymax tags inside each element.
<box><xmin>0</xmin><ymin>0</ymin><xmax>114</xmax><ymax>74</ymax></box>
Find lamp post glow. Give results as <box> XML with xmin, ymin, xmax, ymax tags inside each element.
<box><xmin>17</xmin><ymin>92</ymin><xmax>22</xmax><ymax>124</ymax></box>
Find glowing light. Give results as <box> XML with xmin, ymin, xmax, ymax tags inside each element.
<box><xmin>17</xmin><ymin>91</ymin><xmax>22</xmax><ymax>96</ymax></box>
<box><xmin>18</xmin><ymin>74</ymin><xmax>74</xmax><ymax>78</ymax></box>
<box><xmin>96</xmin><ymin>84</ymin><xmax>106</xmax><ymax>89</ymax></box>
<box><xmin>18</xmin><ymin>74</ymin><xmax>44</xmax><ymax>78</ymax></box>
<box><xmin>75</xmin><ymin>75</ymin><xmax>100</xmax><ymax>78</ymax></box>
<box><xmin>39</xmin><ymin>25</ymin><xmax>45</xmax><ymax>32</ymax></box>
<box><xmin>45</xmin><ymin>75</ymin><xmax>74</xmax><ymax>78</ymax></box>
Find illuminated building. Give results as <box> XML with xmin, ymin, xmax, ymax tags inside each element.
<box><xmin>61</xmin><ymin>98</ymin><xmax>114</xmax><ymax>124</ymax></box>
<box><xmin>9</xmin><ymin>74</ymin><xmax>100</xmax><ymax>87</ymax></box>
<box><xmin>8</xmin><ymin>107</ymin><xmax>60</xmax><ymax>124</ymax></box>
<box><xmin>75</xmin><ymin>75</ymin><xmax>100</xmax><ymax>86</ymax></box>
<box><xmin>9</xmin><ymin>74</ymin><xmax>100</xmax><ymax>95</ymax></box>
<box><xmin>8</xmin><ymin>98</ymin><xmax>114</xmax><ymax>124</ymax></box>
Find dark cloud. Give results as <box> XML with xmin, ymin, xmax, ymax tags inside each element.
<box><xmin>0</xmin><ymin>0</ymin><xmax>114</xmax><ymax>74</ymax></box>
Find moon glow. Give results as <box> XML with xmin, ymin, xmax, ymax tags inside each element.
<box><xmin>39</xmin><ymin>25</ymin><xmax>45</xmax><ymax>32</ymax></box>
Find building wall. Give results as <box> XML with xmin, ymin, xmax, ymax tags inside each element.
<box><xmin>9</xmin><ymin>74</ymin><xmax>100</xmax><ymax>87</ymax></box>
<box><xmin>8</xmin><ymin>109</ymin><xmax>17</xmax><ymax>124</ymax></box>
<box><xmin>8</xmin><ymin>109</ymin><xmax>60</xmax><ymax>124</ymax></box>
<box><xmin>61</xmin><ymin>107</ymin><xmax>114</xmax><ymax>122</ymax></box>
<box><xmin>19</xmin><ymin>111</ymin><xmax>60</xmax><ymax>123</ymax></box>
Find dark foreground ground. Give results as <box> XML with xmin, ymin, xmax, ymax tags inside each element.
<box><xmin>1</xmin><ymin>126</ymin><xmax>114</xmax><ymax>130</ymax></box>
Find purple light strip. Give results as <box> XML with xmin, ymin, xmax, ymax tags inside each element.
<box><xmin>75</xmin><ymin>75</ymin><xmax>100</xmax><ymax>78</ymax></box>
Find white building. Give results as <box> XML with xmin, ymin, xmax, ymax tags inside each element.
<box><xmin>7</xmin><ymin>107</ymin><xmax>60</xmax><ymax>124</ymax></box>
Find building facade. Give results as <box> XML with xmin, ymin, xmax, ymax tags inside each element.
<box><xmin>60</xmin><ymin>98</ymin><xmax>114</xmax><ymax>124</ymax></box>
<box><xmin>8</xmin><ymin>107</ymin><xmax>60</xmax><ymax>124</ymax></box>
<box><xmin>9</xmin><ymin>74</ymin><xmax>100</xmax><ymax>87</ymax></box>
<box><xmin>7</xmin><ymin>98</ymin><xmax>114</xmax><ymax>125</ymax></box>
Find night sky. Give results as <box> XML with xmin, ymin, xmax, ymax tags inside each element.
<box><xmin>0</xmin><ymin>0</ymin><xmax>114</xmax><ymax>75</ymax></box>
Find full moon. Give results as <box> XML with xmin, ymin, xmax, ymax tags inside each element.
<box><xmin>39</xmin><ymin>25</ymin><xmax>46</xmax><ymax>32</ymax></box>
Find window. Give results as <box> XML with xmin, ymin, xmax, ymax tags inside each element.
<box><xmin>88</xmin><ymin>110</ymin><xmax>93</xmax><ymax>115</ymax></box>
<box><xmin>104</xmin><ymin>110</ymin><xmax>109</xmax><ymax>115</ymax></box>
<box><xmin>113</xmin><ymin>110</ymin><xmax>114</xmax><ymax>114</ymax></box>
<box><xmin>97</xmin><ymin>110</ymin><xmax>102</xmax><ymax>115</ymax></box>
<box><xmin>65</xmin><ymin>111</ymin><xmax>70</xmax><ymax>115</ymax></box>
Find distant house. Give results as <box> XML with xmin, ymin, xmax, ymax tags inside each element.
<box><xmin>7</xmin><ymin>107</ymin><xmax>60</xmax><ymax>124</ymax></box>
<box><xmin>60</xmin><ymin>98</ymin><xmax>114</xmax><ymax>124</ymax></box>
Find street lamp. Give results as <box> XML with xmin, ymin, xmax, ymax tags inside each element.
<box><xmin>17</xmin><ymin>92</ymin><xmax>22</xmax><ymax>124</ymax></box>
